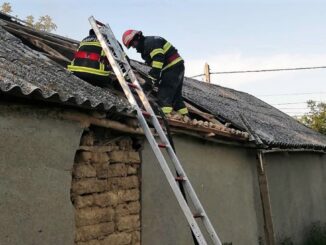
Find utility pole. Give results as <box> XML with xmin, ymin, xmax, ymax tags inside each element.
<box><xmin>204</xmin><ymin>62</ymin><xmax>211</xmax><ymax>83</ymax></box>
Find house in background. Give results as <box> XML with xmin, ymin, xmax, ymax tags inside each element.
<box><xmin>0</xmin><ymin>13</ymin><xmax>325</xmax><ymax>245</ymax></box>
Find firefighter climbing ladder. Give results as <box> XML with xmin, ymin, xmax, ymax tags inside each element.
<box><xmin>89</xmin><ymin>16</ymin><xmax>222</xmax><ymax>245</ymax></box>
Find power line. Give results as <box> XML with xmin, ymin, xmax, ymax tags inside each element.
<box><xmin>271</xmin><ymin>101</ymin><xmax>324</xmax><ymax>105</ymax></box>
<box><xmin>285</xmin><ymin>112</ymin><xmax>308</xmax><ymax>114</ymax></box>
<box><xmin>189</xmin><ymin>65</ymin><xmax>326</xmax><ymax>78</ymax></box>
<box><xmin>257</xmin><ymin>92</ymin><xmax>326</xmax><ymax>97</ymax></box>
<box><xmin>278</xmin><ymin>108</ymin><xmax>309</xmax><ymax>110</ymax></box>
<box><xmin>286</xmin><ymin>114</ymin><xmax>307</xmax><ymax>116</ymax></box>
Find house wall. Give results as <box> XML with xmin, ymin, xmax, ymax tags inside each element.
<box><xmin>141</xmin><ymin>134</ymin><xmax>265</xmax><ymax>245</ymax></box>
<box><xmin>265</xmin><ymin>152</ymin><xmax>326</xmax><ymax>245</ymax></box>
<box><xmin>0</xmin><ymin>104</ymin><xmax>83</xmax><ymax>245</ymax></box>
<box><xmin>71</xmin><ymin>128</ymin><xmax>141</xmax><ymax>245</ymax></box>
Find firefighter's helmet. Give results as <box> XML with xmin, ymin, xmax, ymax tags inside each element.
<box><xmin>122</xmin><ymin>29</ymin><xmax>142</xmax><ymax>48</ymax></box>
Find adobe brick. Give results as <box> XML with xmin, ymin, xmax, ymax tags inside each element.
<box><xmin>76</xmin><ymin>207</ymin><xmax>115</xmax><ymax>227</ymax></box>
<box><xmin>76</xmin><ymin>239</ymin><xmax>101</xmax><ymax>245</ymax></box>
<box><xmin>128</xmin><ymin>152</ymin><xmax>140</xmax><ymax>163</ymax></box>
<box><xmin>108</xmin><ymin>164</ymin><xmax>128</xmax><ymax>177</ymax></box>
<box><xmin>117</xmin><ymin>189</ymin><xmax>140</xmax><ymax>203</ymax></box>
<box><xmin>109</xmin><ymin>151</ymin><xmax>140</xmax><ymax>163</ymax></box>
<box><xmin>107</xmin><ymin>176</ymin><xmax>139</xmax><ymax>191</ymax></box>
<box><xmin>74</xmin><ymin>164</ymin><xmax>97</xmax><ymax>178</ymax></box>
<box><xmin>127</xmin><ymin>165</ymin><xmax>138</xmax><ymax>175</ymax></box>
<box><xmin>115</xmin><ymin>201</ymin><xmax>140</xmax><ymax>217</ymax></box>
<box><xmin>75</xmin><ymin>222</ymin><xmax>115</xmax><ymax>242</ymax></box>
<box><xmin>75</xmin><ymin>195</ymin><xmax>94</xmax><ymax>208</ymax></box>
<box><xmin>116</xmin><ymin>215</ymin><xmax>140</xmax><ymax>232</ymax></box>
<box><xmin>131</xmin><ymin>231</ymin><xmax>141</xmax><ymax>244</ymax></box>
<box><xmin>92</xmin><ymin>163</ymin><xmax>109</xmax><ymax>179</ymax></box>
<box><xmin>72</xmin><ymin>179</ymin><xmax>107</xmax><ymax>195</ymax></box>
<box><xmin>91</xmin><ymin>152</ymin><xmax>110</xmax><ymax>163</ymax></box>
<box><xmin>93</xmin><ymin>192</ymin><xmax>118</xmax><ymax>207</ymax></box>
<box><xmin>101</xmin><ymin>232</ymin><xmax>132</xmax><ymax>245</ymax></box>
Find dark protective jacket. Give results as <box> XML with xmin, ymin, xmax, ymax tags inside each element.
<box><xmin>67</xmin><ymin>35</ymin><xmax>113</xmax><ymax>77</ymax></box>
<box><xmin>140</xmin><ymin>36</ymin><xmax>183</xmax><ymax>80</ymax></box>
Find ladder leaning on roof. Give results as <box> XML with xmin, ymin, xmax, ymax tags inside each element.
<box><xmin>88</xmin><ymin>16</ymin><xmax>222</xmax><ymax>245</ymax></box>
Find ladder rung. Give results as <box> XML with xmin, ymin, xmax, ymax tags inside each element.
<box><xmin>95</xmin><ymin>20</ymin><xmax>105</xmax><ymax>26</ymax></box>
<box><xmin>142</xmin><ymin>110</ymin><xmax>152</xmax><ymax>117</ymax></box>
<box><xmin>193</xmin><ymin>213</ymin><xmax>205</xmax><ymax>218</ymax></box>
<box><xmin>106</xmin><ymin>43</ymin><xmax>114</xmax><ymax>49</ymax></box>
<box><xmin>113</xmin><ymin>56</ymin><xmax>127</xmax><ymax>64</ymax></box>
<box><xmin>158</xmin><ymin>143</ymin><xmax>167</xmax><ymax>148</ymax></box>
<box><xmin>113</xmin><ymin>56</ymin><xmax>122</xmax><ymax>62</ymax></box>
<box><xmin>127</xmin><ymin>82</ymin><xmax>139</xmax><ymax>89</ymax></box>
<box><xmin>123</xmin><ymin>68</ymin><xmax>130</xmax><ymax>78</ymax></box>
<box><xmin>175</xmin><ymin>176</ymin><xmax>186</xmax><ymax>181</ymax></box>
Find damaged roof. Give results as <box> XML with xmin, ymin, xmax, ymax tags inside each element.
<box><xmin>183</xmin><ymin>78</ymin><xmax>326</xmax><ymax>150</ymax></box>
<box><xmin>0</xmin><ymin>23</ymin><xmax>132</xmax><ymax>113</ymax></box>
<box><xmin>1</xmin><ymin>13</ymin><xmax>325</xmax><ymax>150</ymax></box>
<box><xmin>132</xmin><ymin>61</ymin><xmax>326</xmax><ymax>150</ymax></box>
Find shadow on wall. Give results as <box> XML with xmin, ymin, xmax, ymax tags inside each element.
<box><xmin>278</xmin><ymin>221</ymin><xmax>326</xmax><ymax>245</ymax></box>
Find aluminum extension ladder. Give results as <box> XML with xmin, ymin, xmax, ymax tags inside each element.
<box><xmin>89</xmin><ymin>16</ymin><xmax>222</xmax><ymax>245</ymax></box>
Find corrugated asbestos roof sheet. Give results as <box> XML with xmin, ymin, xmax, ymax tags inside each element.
<box><xmin>0</xmin><ymin>25</ymin><xmax>132</xmax><ymax>113</ymax></box>
<box><xmin>0</xmin><ymin>12</ymin><xmax>325</xmax><ymax>149</ymax></box>
<box><xmin>183</xmin><ymin>78</ymin><xmax>326</xmax><ymax>150</ymax></box>
<box><xmin>131</xmin><ymin>61</ymin><xmax>326</xmax><ymax>150</ymax></box>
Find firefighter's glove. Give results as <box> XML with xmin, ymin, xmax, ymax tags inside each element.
<box><xmin>148</xmin><ymin>69</ymin><xmax>161</xmax><ymax>83</ymax></box>
<box><xmin>142</xmin><ymin>80</ymin><xmax>154</xmax><ymax>91</ymax></box>
<box><xmin>142</xmin><ymin>75</ymin><xmax>159</xmax><ymax>91</ymax></box>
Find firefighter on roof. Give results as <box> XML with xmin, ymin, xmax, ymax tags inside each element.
<box><xmin>68</xmin><ymin>29</ymin><xmax>114</xmax><ymax>86</ymax></box>
<box><xmin>122</xmin><ymin>30</ymin><xmax>190</xmax><ymax>121</ymax></box>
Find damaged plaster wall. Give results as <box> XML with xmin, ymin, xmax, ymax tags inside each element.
<box><xmin>141</xmin><ymin>135</ymin><xmax>264</xmax><ymax>245</ymax></box>
<box><xmin>0</xmin><ymin>104</ymin><xmax>83</xmax><ymax>245</ymax></box>
<box><xmin>265</xmin><ymin>152</ymin><xmax>326</xmax><ymax>244</ymax></box>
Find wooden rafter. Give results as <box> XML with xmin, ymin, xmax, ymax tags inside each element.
<box><xmin>2</xmin><ymin>25</ymin><xmax>76</xmax><ymax>55</ymax></box>
<box><xmin>166</xmin><ymin>117</ymin><xmax>248</xmax><ymax>141</ymax></box>
<box><xmin>185</xmin><ymin>101</ymin><xmax>224</xmax><ymax>126</ymax></box>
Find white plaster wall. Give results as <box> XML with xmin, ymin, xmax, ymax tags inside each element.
<box><xmin>265</xmin><ymin>152</ymin><xmax>326</xmax><ymax>245</ymax></box>
<box><xmin>141</xmin><ymin>135</ymin><xmax>264</xmax><ymax>245</ymax></box>
<box><xmin>0</xmin><ymin>104</ymin><xmax>83</xmax><ymax>245</ymax></box>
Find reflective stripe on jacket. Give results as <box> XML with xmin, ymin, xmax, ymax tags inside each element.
<box><xmin>141</xmin><ymin>36</ymin><xmax>183</xmax><ymax>80</ymax></box>
<box><xmin>67</xmin><ymin>35</ymin><xmax>113</xmax><ymax>76</ymax></box>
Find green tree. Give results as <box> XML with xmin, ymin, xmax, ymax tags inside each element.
<box><xmin>1</xmin><ymin>2</ymin><xmax>12</xmax><ymax>14</ymax></box>
<box><xmin>1</xmin><ymin>2</ymin><xmax>57</xmax><ymax>33</ymax></box>
<box><xmin>299</xmin><ymin>100</ymin><xmax>326</xmax><ymax>135</ymax></box>
<box><xmin>28</xmin><ymin>15</ymin><xmax>57</xmax><ymax>32</ymax></box>
<box><xmin>25</xmin><ymin>15</ymin><xmax>34</xmax><ymax>28</ymax></box>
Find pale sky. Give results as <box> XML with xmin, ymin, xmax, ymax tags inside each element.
<box><xmin>5</xmin><ymin>0</ymin><xmax>326</xmax><ymax>116</ymax></box>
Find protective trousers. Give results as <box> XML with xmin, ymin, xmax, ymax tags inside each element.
<box><xmin>158</xmin><ymin>63</ymin><xmax>188</xmax><ymax>115</ymax></box>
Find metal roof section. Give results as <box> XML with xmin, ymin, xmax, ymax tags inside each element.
<box><xmin>0</xmin><ymin>25</ymin><xmax>132</xmax><ymax>113</ymax></box>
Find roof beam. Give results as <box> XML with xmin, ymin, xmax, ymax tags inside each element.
<box><xmin>166</xmin><ymin>117</ymin><xmax>248</xmax><ymax>141</ymax></box>
<box><xmin>0</xmin><ymin>18</ymin><xmax>78</xmax><ymax>50</ymax></box>
<box><xmin>185</xmin><ymin>101</ymin><xmax>224</xmax><ymax>126</ymax></box>
<box><xmin>2</xmin><ymin>24</ymin><xmax>76</xmax><ymax>57</ymax></box>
